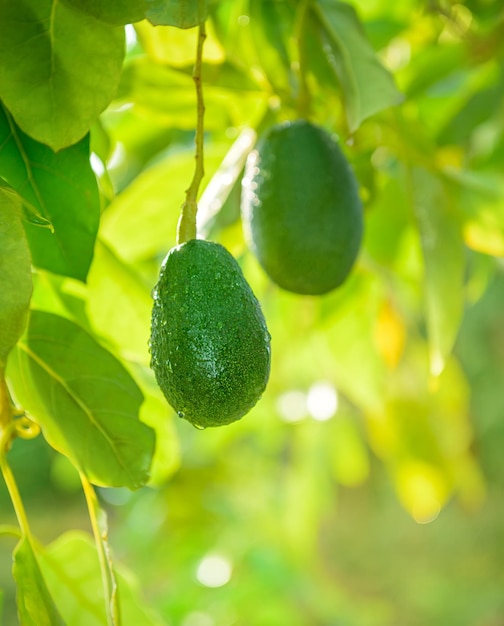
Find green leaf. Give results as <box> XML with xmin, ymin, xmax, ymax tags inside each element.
<box><xmin>6</xmin><ymin>311</ymin><xmax>155</xmax><ymax>489</ymax></box>
<box><xmin>411</xmin><ymin>167</ymin><xmax>465</xmax><ymax>376</ymax></box>
<box><xmin>12</xmin><ymin>537</ymin><xmax>65</xmax><ymax>626</ymax></box>
<box><xmin>0</xmin><ymin>106</ymin><xmax>100</xmax><ymax>281</ymax></box>
<box><xmin>311</xmin><ymin>0</ymin><xmax>403</xmax><ymax>131</ymax></box>
<box><xmin>64</xmin><ymin>0</ymin><xmax>150</xmax><ymax>24</ymax></box>
<box><xmin>0</xmin><ymin>188</ymin><xmax>32</xmax><ymax>368</ymax></box>
<box><xmin>39</xmin><ymin>531</ymin><xmax>167</xmax><ymax>626</ymax></box>
<box><xmin>0</xmin><ymin>0</ymin><xmax>125</xmax><ymax>150</ymax></box>
<box><xmin>147</xmin><ymin>0</ymin><xmax>208</xmax><ymax>28</ymax></box>
<box><xmin>67</xmin><ymin>0</ymin><xmax>208</xmax><ymax>28</ymax></box>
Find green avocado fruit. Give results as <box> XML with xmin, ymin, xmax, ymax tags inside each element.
<box><xmin>241</xmin><ymin>120</ymin><xmax>363</xmax><ymax>295</ymax></box>
<box><xmin>150</xmin><ymin>239</ymin><xmax>271</xmax><ymax>428</ymax></box>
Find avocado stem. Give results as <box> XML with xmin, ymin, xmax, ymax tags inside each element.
<box><xmin>177</xmin><ymin>22</ymin><xmax>207</xmax><ymax>244</ymax></box>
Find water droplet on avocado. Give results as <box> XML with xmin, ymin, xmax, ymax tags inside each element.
<box><xmin>177</xmin><ymin>410</ymin><xmax>185</xmax><ymax>419</ymax></box>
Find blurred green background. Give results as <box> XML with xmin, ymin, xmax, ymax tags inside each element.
<box><xmin>2</xmin><ymin>0</ymin><xmax>504</xmax><ymax>624</ymax></box>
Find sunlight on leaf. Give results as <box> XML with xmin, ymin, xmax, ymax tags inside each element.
<box><xmin>0</xmin><ymin>0</ymin><xmax>125</xmax><ymax>150</ymax></box>
<box><xmin>6</xmin><ymin>311</ymin><xmax>155</xmax><ymax>489</ymax></box>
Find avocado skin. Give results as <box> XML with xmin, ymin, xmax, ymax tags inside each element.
<box><xmin>241</xmin><ymin>120</ymin><xmax>363</xmax><ymax>295</ymax></box>
<box><xmin>150</xmin><ymin>239</ymin><xmax>271</xmax><ymax>428</ymax></box>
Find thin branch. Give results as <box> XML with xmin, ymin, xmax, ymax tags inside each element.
<box><xmin>177</xmin><ymin>22</ymin><xmax>207</xmax><ymax>244</ymax></box>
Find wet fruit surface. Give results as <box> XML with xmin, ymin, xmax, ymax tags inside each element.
<box><xmin>241</xmin><ymin>120</ymin><xmax>363</xmax><ymax>295</ymax></box>
<box><xmin>150</xmin><ymin>239</ymin><xmax>271</xmax><ymax>428</ymax></box>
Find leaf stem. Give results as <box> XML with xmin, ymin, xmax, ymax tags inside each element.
<box><xmin>177</xmin><ymin>22</ymin><xmax>207</xmax><ymax>245</ymax></box>
<box><xmin>0</xmin><ymin>422</ymin><xmax>33</xmax><ymax>540</ymax></box>
<box><xmin>81</xmin><ymin>474</ymin><xmax>121</xmax><ymax>626</ymax></box>
<box><xmin>0</xmin><ymin>371</ymin><xmax>12</xmax><ymax>428</ymax></box>
<box><xmin>0</xmin><ymin>524</ymin><xmax>22</xmax><ymax>539</ymax></box>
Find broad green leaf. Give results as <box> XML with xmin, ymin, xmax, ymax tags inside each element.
<box><xmin>0</xmin><ymin>189</ymin><xmax>32</xmax><ymax>368</ymax></box>
<box><xmin>0</xmin><ymin>0</ymin><xmax>125</xmax><ymax>150</ymax></box>
<box><xmin>39</xmin><ymin>531</ymin><xmax>167</xmax><ymax>626</ymax></box>
<box><xmin>12</xmin><ymin>537</ymin><xmax>65</xmax><ymax>626</ymax></box>
<box><xmin>311</xmin><ymin>0</ymin><xmax>403</xmax><ymax>131</ymax></box>
<box><xmin>411</xmin><ymin>167</ymin><xmax>465</xmax><ymax>376</ymax></box>
<box><xmin>0</xmin><ymin>106</ymin><xmax>100</xmax><ymax>281</ymax></box>
<box><xmin>147</xmin><ymin>0</ymin><xmax>208</xmax><ymax>28</ymax></box>
<box><xmin>6</xmin><ymin>311</ymin><xmax>155</xmax><ymax>489</ymax></box>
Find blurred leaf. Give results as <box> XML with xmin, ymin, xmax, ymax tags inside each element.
<box><xmin>404</xmin><ymin>43</ymin><xmax>467</xmax><ymax>99</ymax></box>
<box><xmin>0</xmin><ymin>106</ymin><xmax>100</xmax><ymax>281</ymax></box>
<box><xmin>445</xmin><ymin>168</ymin><xmax>504</xmax><ymax>257</ymax></box>
<box><xmin>437</xmin><ymin>80</ymin><xmax>504</xmax><ymax>146</ymax></box>
<box><xmin>0</xmin><ymin>190</ymin><xmax>32</xmax><ymax>368</ymax></box>
<box><xmin>39</xmin><ymin>531</ymin><xmax>167</xmax><ymax>626</ymax></box>
<box><xmin>6</xmin><ymin>311</ymin><xmax>155</xmax><ymax>489</ymax></box>
<box><xmin>101</xmin><ymin>143</ymin><xmax>227</xmax><ymax>262</ymax></box>
<box><xmin>0</xmin><ymin>0</ymin><xmax>125</xmax><ymax>150</ymax></box>
<box><xmin>13</xmin><ymin>537</ymin><xmax>64</xmax><ymax>626</ymax></box>
<box><xmin>249</xmin><ymin>0</ymin><xmax>295</xmax><ymax>97</ymax></box>
<box><xmin>330</xmin><ymin>414</ymin><xmax>370</xmax><ymax>487</ymax></box>
<box><xmin>411</xmin><ymin>167</ymin><xmax>465</xmax><ymax>375</ymax></box>
<box><xmin>116</xmin><ymin>57</ymin><xmax>263</xmax><ymax>130</ymax></box>
<box><xmin>311</xmin><ymin>0</ymin><xmax>403</xmax><ymax>131</ymax></box>
<box><xmin>135</xmin><ymin>19</ymin><xmax>225</xmax><ymax>65</ymax></box>
<box><xmin>132</xmin><ymin>365</ymin><xmax>181</xmax><ymax>486</ymax></box>
<box><xmin>86</xmin><ymin>240</ymin><xmax>152</xmax><ymax>363</ymax></box>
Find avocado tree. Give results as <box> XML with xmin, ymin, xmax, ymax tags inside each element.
<box><xmin>1</xmin><ymin>0</ymin><xmax>504</xmax><ymax>624</ymax></box>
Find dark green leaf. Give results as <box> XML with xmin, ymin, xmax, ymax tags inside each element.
<box><xmin>0</xmin><ymin>106</ymin><xmax>100</xmax><ymax>281</ymax></box>
<box><xmin>311</xmin><ymin>0</ymin><xmax>403</xmax><ymax>130</ymax></box>
<box><xmin>0</xmin><ymin>188</ymin><xmax>32</xmax><ymax>368</ymax></box>
<box><xmin>0</xmin><ymin>0</ymin><xmax>125</xmax><ymax>150</ymax></box>
<box><xmin>12</xmin><ymin>537</ymin><xmax>65</xmax><ymax>626</ymax></box>
<box><xmin>6</xmin><ymin>311</ymin><xmax>155</xmax><ymax>489</ymax></box>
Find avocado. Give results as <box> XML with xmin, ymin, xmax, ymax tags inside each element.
<box><xmin>150</xmin><ymin>239</ymin><xmax>271</xmax><ymax>428</ymax></box>
<box><xmin>241</xmin><ymin>120</ymin><xmax>363</xmax><ymax>295</ymax></box>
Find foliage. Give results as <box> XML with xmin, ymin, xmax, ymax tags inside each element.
<box><xmin>1</xmin><ymin>0</ymin><xmax>504</xmax><ymax>624</ymax></box>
